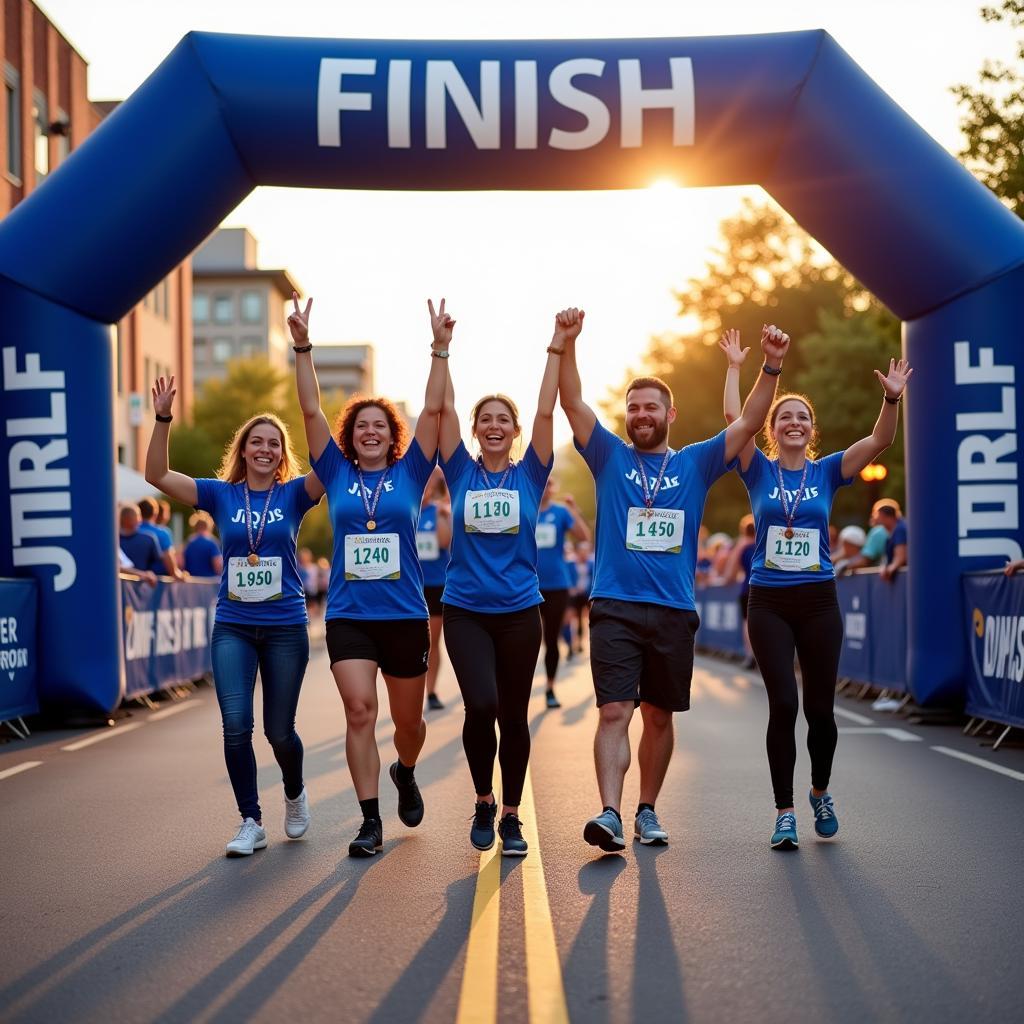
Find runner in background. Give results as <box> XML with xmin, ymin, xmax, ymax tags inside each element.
<box><xmin>417</xmin><ymin>467</ymin><xmax>452</xmax><ymax>711</ymax></box>
<box><xmin>567</xmin><ymin>539</ymin><xmax>595</xmax><ymax>654</ymax></box>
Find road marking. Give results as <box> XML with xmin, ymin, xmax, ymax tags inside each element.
<box><xmin>519</xmin><ymin>767</ymin><xmax>570</xmax><ymax>1024</ymax></box>
<box><xmin>837</xmin><ymin>727</ymin><xmax>921</xmax><ymax>742</ymax></box>
<box><xmin>932</xmin><ymin>746</ymin><xmax>1024</xmax><ymax>782</ymax></box>
<box><xmin>834</xmin><ymin>707</ymin><xmax>874</xmax><ymax>725</ymax></box>
<box><xmin>149</xmin><ymin>700</ymin><xmax>204</xmax><ymax>721</ymax></box>
<box><xmin>456</xmin><ymin>844</ymin><xmax>501</xmax><ymax>1024</ymax></box>
<box><xmin>61</xmin><ymin>722</ymin><xmax>143</xmax><ymax>751</ymax></box>
<box><xmin>0</xmin><ymin>760</ymin><xmax>42</xmax><ymax>781</ymax></box>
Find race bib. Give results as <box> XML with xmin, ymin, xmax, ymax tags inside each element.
<box><xmin>345</xmin><ymin>533</ymin><xmax>401</xmax><ymax>580</ymax></box>
<box><xmin>765</xmin><ymin>526</ymin><xmax>821</xmax><ymax>572</ymax></box>
<box><xmin>227</xmin><ymin>556</ymin><xmax>283</xmax><ymax>602</ymax></box>
<box><xmin>416</xmin><ymin>531</ymin><xmax>440</xmax><ymax>561</ymax></box>
<box><xmin>465</xmin><ymin>489</ymin><xmax>520</xmax><ymax>534</ymax></box>
<box><xmin>626</xmin><ymin>507</ymin><xmax>683</xmax><ymax>554</ymax></box>
<box><xmin>535</xmin><ymin>522</ymin><xmax>557</xmax><ymax>549</ymax></box>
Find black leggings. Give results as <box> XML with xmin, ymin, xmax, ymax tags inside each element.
<box><xmin>747</xmin><ymin>581</ymin><xmax>843</xmax><ymax>809</ymax></box>
<box><xmin>539</xmin><ymin>589</ymin><xmax>570</xmax><ymax>684</ymax></box>
<box><xmin>443</xmin><ymin>604</ymin><xmax>543</xmax><ymax>807</ymax></box>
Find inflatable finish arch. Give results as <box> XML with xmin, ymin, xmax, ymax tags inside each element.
<box><xmin>2</xmin><ymin>31</ymin><xmax>1023</xmax><ymax>714</ymax></box>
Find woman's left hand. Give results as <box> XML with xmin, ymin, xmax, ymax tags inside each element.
<box><xmin>875</xmin><ymin>358</ymin><xmax>914</xmax><ymax>399</ymax></box>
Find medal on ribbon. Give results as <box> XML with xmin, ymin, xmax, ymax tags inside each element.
<box><xmin>243</xmin><ymin>480</ymin><xmax>277</xmax><ymax>565</ymax></box>
<box><xmin>774</xmin><ymin>459</ymin><xmax>809</xmax><ymax>539</ymax></box>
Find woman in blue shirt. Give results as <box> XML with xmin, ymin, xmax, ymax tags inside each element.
<box><xmin>720</xmin><ymin>329</ymin><xmax>913</xmax><ymax>849</ymax></box>
<box><xmin>417</xmin><ymin>467</ymin><xmax>452</xmax><ymax>711</ymax></box>
<box><xmin>437</xmin><ymin>302</ymin><xmax>566</xmax><ymax>858</ymax></box>
<box><xmin>291</xmin><ymin>293</ymin><xmax>447</xmax><ymax>858</ymax></box>
<box><xmin>146</xmin><ymin>377</ymin><xmax>324</xmax><ymax>858</ymax></box>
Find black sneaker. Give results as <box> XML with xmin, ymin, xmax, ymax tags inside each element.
<box><xmin>498</xmin><ymin>813</ymin><xmax>528</xmax><ymax>857</ymax></box>
<box><xmin>545</xmin><ymin>689</ymin><xmax>561</xmax><ymax>709</ymax></box>
<box><xmin>427</xmin><ymin>693</ymin><xmax>444</xmax><ymax>711</ymax></box>
<box><xmin>470</xmin><ymin>799</ymin><xmax>498</xmax><ymax>851</ymax></box>
<box><xmin>389</xmin><ymin>761</ymin><xmax>425</xmax><ymax>827</ymax></box>
<box><xmin>348</xmin><ymin>817</ymin><xmax>383</xmax><ymax>857</ymax></box>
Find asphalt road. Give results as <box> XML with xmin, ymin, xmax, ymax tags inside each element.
<box><xmin>1</xmin><ymin>639</ymin><xmax>1022</xmax><ymax>1024</ymax></box>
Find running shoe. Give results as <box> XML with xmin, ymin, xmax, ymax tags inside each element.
<box><xmin>808</xmin><ymin>791</ymin><xmax>840</xmax><ymax>838</ymax></box>
<box><xmin>584</xmin><ymin>809</ymin><xmax>626</xmax><ymax>852</ymax></box>
<box><xmin>284</xmin><ymin>787</ymin><xmax>310</xmax><ymax>839</ymax></box>
<box><xmin>470</xmin><ymin>798</ymin><xmax>498</xmax><ymax>851</ymax></box>
<box><xmin>498</xmin><ymin>813</ymin><xmax>529</xmax><ymax>857</ymax></box>
<box><xmin>348</xmin><ymin>817</ymin><xmax>383</xmax><ymax>857</ymax></box>
<box><xmin>634</xmin><ymin>807</ymin><xmax>669</xmax><ymax>845</ymax></box>
<box><xmin>226</xmin><ymin>818</ymin><xmax>267</xmax><ymax>857</ymax></box>
<box><xmin>770</xmin><ymin>812</ymin><xmax>799</xmax><ymax>850</ymax></box>
<box><xmin>545</xmin><ymin>689</ymin><xmax>561</xmax><ymax>709</ymax></box>
<box><xmin>389</xmin><ymin>761</ymin><xmax>425</xmax><ymax>827</ymax></box>
<box><xmin>427</xmin><ymin>693</ymin><xmax>444</xmax><ymax>711</ymax></box>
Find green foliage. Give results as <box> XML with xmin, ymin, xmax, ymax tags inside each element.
<box><xmin>953</xmin><ymin>1</ymin><xmax>1024</xmax><ymax>215</ymax></box>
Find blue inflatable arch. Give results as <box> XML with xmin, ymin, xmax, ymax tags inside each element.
<box><xmin>2</xmin><ymin>30</ymin><xmax>1023</xmax><ymax>714</ymax></box>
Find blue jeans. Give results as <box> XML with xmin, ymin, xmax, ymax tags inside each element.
<box><xmin>211</xmin><ymin>620</ymin><xmax>309</xmax><ymax>822</ymax></box>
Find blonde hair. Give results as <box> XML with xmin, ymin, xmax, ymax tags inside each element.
<box><xmin>217</xmin><ymin>413</ymin><xmax>300</xmax><ymax>484</ymax></box>
<box><xmin>762</xmin><ymin>393</ymin><xmax>819</xmax><ymax>462</ymax></box>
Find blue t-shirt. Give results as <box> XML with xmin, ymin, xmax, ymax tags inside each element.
<box><xmin>417</xmin><ymin>503</ymin><xmax>451</xmax><ymax>588</ymax></box>
<box><xmin>120</xmin><ymin>531</ymin><xmax>164</xmax><ymax>573</ymax></box>
<box><xmin>536</xmin><ymin>503</ymin><xmax>575</xmax><ymax>590</ymax></box>
<box><xmin>577</xmin><ymin>422</ymin><xmax>735</xmax><ymax>611</ymax></box>
<box><xmin>311</xmin><ymin>438</ymin><xmax>434</xmax><ymax>621</ymax></box>
<box><xmin>740</xmin><ymin>448</ymin><xmax>853</xmax><ymax>588</ymax></box>
<box><xmin>183</xmin><ymin>533</ymin><xmax>221</xmax><ymax>577</ymax></box>
<box><xmin>886</xmin><ymin>519</ymin><xmax>908</xmax><ymax>563</ymax></box>
<box><xmin>440</xmin><ymin>442</ymin><xmax>552</xmax><ymax>613</ymax></box>
<box><xmin>138</xmin><ymin>520</ymin><xmax>173</xmax><ymax>552</ymax></box>
<box><xmin>195</xmin><ymin>476</ymin><xmax>317</xmax><ymax>625</ymax></box>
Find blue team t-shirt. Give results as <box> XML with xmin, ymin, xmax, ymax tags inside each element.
<box><xmin>740</xmin><ymin>448</ymin><xmax>853</xmax><ymax>587</ymax></box>
<box><xmin>120</xmin><ymin>531</ymin><xmax>164</xmax><ymax>573</ymax></box>
<box><xmin>311</xmin><ymin>437</ymin><xmax>434</xmax><ymax>621</ymax></box>
<box><xmin>194</xmin><ymin>476</ymin><xmax>317</xmax><ymax>625</ymax></box>
<box><xmin>577</xmin><ymin>422</ymin><xmax>735</xmax><ymax>611</ymax></box>
<box><xmin>536</xmin><ymin>503</ymin><xmax>575</xmax><ymax>590</ymax></box>
<box><xmin>440</xmin><ymin>442</ymin><xmax>552</xmax><ymax>613</ymax></box>
<box><xmin>416</xmin><ymin>503</ymin><xmax>451</xmax><ymax>588</ymax></box>
<box><xmin>183</xmin><ymin>533</ymin><xmax>222</xmax><ymax>577</ymax></box>
<box><xmin>886</xmin><ymin>519</ymin><xmax>908</xmax><ymax>563</ymax></box>
<box><xmin>138</xmin><ymin>520</ymin><xmax>173</xmax><ymax>552</ymax></box>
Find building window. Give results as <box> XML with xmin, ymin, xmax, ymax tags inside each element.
<box><xmin>194</xmin><ymin>335</ymin><xmax>208</xmax><ymax>364</ymax></box>
<box><xmin>212</xmin><ymin>338</ymin><xmax>233</xmax><ymax>363</ymax></box>
<box><xmin>240</xmin><ymin>290</ymin><xmax>263</xmax><ymax>324</ymax></box>
<box><xmin>193</xmin><ymin>293</ymin><xmax>209</xmax><ymax>323</ymax></box>
<box><xmin>240</xmin><ymin>336</ymin><xmax>263</xmax><ymax>358</ymax></box>
<box><xmin>144</xmin><ymin>357</ymin><xmax>152</xmax><ymax>407</ymax></box>
<box><xmin>4</xmin><ymin>64</ymin><xmax>21</xmax><ymax>181</ymax></box>
<box><xmin>212</xmin><ymin>295</ymin><xmax>233</xmax><ymax>324</ymax></box>
<box><xmin>161</xmin><ymin>279</ymin><xmax>170</xmax><ymax>320</ymax></box>
<box><xmin>54</xmin><ymin>107</ymin><xmax>70</xmax><ymax>164</ymax></box>
<box><xmin>32</xmin><ymin>89</ymin><xmax>48</xmax><ymax>183</ymax></box>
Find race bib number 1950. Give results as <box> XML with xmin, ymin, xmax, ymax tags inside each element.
<box><xmin>228</xmin><ymin>557</ymin><xmax>283</xmax><ymax>602</ymax></box>
<box><xmin>345</xmin><ymin>533</ymin><xmax>401</xmax><ymax>580</ymax></box>
<box><xmin>625</xmin><ymin>507</ymin><xmax>683</xmax><ymax>554</ymax></box>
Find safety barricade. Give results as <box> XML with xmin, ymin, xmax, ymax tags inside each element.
<box><xmin>694</xmin><ymin>582</ymin><xmax>745</xmax><ymax>658</ymax></box>
<box><xmin>121</xmin><ymin>575</ymin><xmax>218</xmax><ymax>698</ymax></box>
<box><xmin>0</xmin><ymin>577</ymin><xmax>38</xmax><ymax>735</ymax></box>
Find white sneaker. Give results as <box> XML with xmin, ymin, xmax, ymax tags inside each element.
<box><xmin>284</xmin><ymin>788</ymin><xmax>311</xmax><ymax>839</ymax></box>
<box><xmin>226</xmin><ymin>817</ymin><xmax>267</xmax><ymax>857</ymax></box>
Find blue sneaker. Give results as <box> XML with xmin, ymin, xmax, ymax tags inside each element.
<box><xmin>770</xmin><ymin>811</ymin><xmax>799</xmax><ymax>850</ymax></box>
<box><xmin>584</xmin><ymin>809</ymin><xmax>626</xmax><ymax>853</ymax></box>
<box><xmin>809</xmin><ymin>791</ymin><xmax>840</xmax><ymax>838</ymax></box>
<box><xmin>470</xmin><ymin>798</ymin><xmax>498</xmax><ymax>851</ymax></box>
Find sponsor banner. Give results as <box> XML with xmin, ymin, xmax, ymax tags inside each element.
<box><xmin>121</xmin><ymin>577</ymin><xmax>218</xmax><ymax>698</ymax></box>
<box><xmin>837</xmin><ymin>573</ymin><xmax>872</xmax><ymax>683</ymax></box>
<box><xmin>0</xmin><ymin>577</ymin><xmax>38</xmax><ymax>721</ymax></box>
<box><xmin>694</xmin><ymin>582</ymin><xmax>745</xmax><ymax>657</ymax></box>
<box><xmin>962</xmin><ymin>571</ymin><xmax>1024</xmax><ymax>728</ymax></box>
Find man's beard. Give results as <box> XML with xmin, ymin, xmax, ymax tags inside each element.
<box><xmin>626</xmin><ymin>418</ymin><xmax>669</xmax><ymax>450</ymax></box>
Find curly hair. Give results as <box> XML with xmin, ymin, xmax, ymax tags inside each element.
<box><xmin>762</xmin><ymin>393</ymin><xmax>820</xmax><ymax>462</ymax></box>
<box><xmin>217</xmin><ymin>413</ymin><xmax>300</xmax><ymax>484</ymax></box>
<box><xmin>335</xmin><ymin>396</ymin><xmax>410</xmax><ymax>465</ymax></box>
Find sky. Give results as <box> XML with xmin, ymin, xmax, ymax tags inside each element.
<box><xmin>38</xmin><ymin>0</ymin><xmax>1013</xmax><ymax>443</ymax></box>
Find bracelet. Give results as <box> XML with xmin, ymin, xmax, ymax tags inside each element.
<box><xmin>155</xmin><ymin>413</ymin><xmax>173</xmax><ymax>423</ymax></box>
<box><xmin>292</xmin><ymin>344</ymin><xmax>313</xmax><ymax>354</ymax></box>
<box><xmin>547</xmin><ymin>346</ymin><xmax>565</xmax><ymax>355</ymax></box>
<box><xmin>431</xmin><ymin>349</ymin><xmax>450</xmax><ymax>359</ymax></box>
<box><xmin>883</xmin><ymin>393</ymin><xmax>901</xmax><ymax>405</ymax></box>
<box><xmin>761</xmin><ymin>363</ymin><xmax>783</xmax><ymax>377</ymax></box>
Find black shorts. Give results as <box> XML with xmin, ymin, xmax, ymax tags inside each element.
<box><xmin>325</xmin><ymin>617</ymin><xmax>430</xmax><ymax>678</ymax></box>
<box><xmin>423</xmin><ymin>585</ymin><xmax>445</xmax><ymax>617</ymax></box>
<box><xmin>588</xmin><ymin>598</ymin><xmax>700</xmax><ymax>712</ymax></box>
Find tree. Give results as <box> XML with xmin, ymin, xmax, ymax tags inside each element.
<box><xmin>953</xmin><ymin>2</ymin><xmax>1024</xmax><ymax>215</ymax></box>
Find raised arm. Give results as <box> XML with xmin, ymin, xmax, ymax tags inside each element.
<box><xmin>724</xmin><ymin>325</ymin><xmax>790</xmax><ymax>465</ymax></box>
<box><xmin>145</xmin><ymin>376</ymin><xmax>198</xmax><ymax>506</ymax></box>
<box><xmin>417</xmin><ymin>298</ymin><xmax>454</xmax><ymax>460</ymax></box>
<box><xmin>555</xmin><ymin>307</ymin><xmax>597</xmax><ymax>448</ymax></box>
<box><xmin>532</xmin><ymin>308</ymin><xmax>574</xmax><ymax>464</ymax></box>
<box><xmin>288</xmin><ymin>292</ymin><xmax>332</xmax><ymax>462</ymax></box>
<box><xmin>718</xmin><ymin>327</ymin><xmax>756</xmax><ymax>469</ymax></box>
<box><xmin>563</xmin><ymin>493</ymin><xmax>591</xmax><ymax>543</ymax></box>
<box><xmin>840</xmin><ymin>359</ymin><xmax>914</xmax><ymax>480</ymax></box>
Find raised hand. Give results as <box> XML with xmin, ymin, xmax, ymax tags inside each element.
<box><xmin>552</xmin><ymin>307</ymin><xmax>585</xmax><ymax>349</ymax></box>
<box><xmin>874</xmin><ymin>358</ymin><xmax>914</xmax><ymax>399</ymax></box>
<box><xmin>428</xmin><ymin>297</ymin><xmax>455</xmax><ymax>348</ymax></box>
<box><xmin>718</xmin><ymin>328</ymin><xmax>749</xmax><ymax>369</ymax></box>
<box><xmin>152</xmin><ymin>375</ymin><xmax>176</xmax><ymax>418</ymax></box>
<box><xmin>563</xmin><ymin>493</ymin><xmax>578</xmax><ymax>511</ymax></box>
<box><xmin>288</xmin><ymin>291</ymin><xmax>313</xmax><ymax>346</ymax></box>
<box><xmin>761</xmin><ymin>323</ymin><xmax>790</xmax><ymax>363</ymax></box>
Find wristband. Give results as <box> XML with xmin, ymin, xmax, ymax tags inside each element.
<box><xmin>761</xmin><ymin>363</ymin><xmax>783</xmax><ymax>377</ymax></box>
<box><xmin>883</xmin><ymin>393</ymin><xmax>901</xmax><ymax>405</ymax></box>
<box><xmin>547</xmin><ymin>346</ymin><xmax>565</xmax><ymax>355</ymax></box>
<box><xmin>431</xmin><ymin>349</ymin><xmax>450</xmax><ymax>359</ymax></box>
<box><xmin>155</xmin><ymin>413</ymin><xmax>173</xmax><ymax>423</ymax></box>
<box><xmin>292</xmin><ymin>344</ymin><xmax>313</xmax><ymax>353</ymax></box>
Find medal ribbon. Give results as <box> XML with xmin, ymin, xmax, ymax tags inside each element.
<box><xmin>356</xmin><ymin>466</ymin><xmax>391</xmax><ymax>526</ymax></box>
<box><xmin>774</xmin><ymin>460</ymin><xmax>809</xmax><ymax>534</ymax></box>
<box><xmin>243</xmin><ymin>481</ymin><xmax>277</xmax><ymax>559</ymax></box>
<box><xmin>630</xmin><ymin>446</ymin><xmax>672</xmax><ymax>509</ymax></box>
<box><xmin>476</xmin><ymin>456</ymin><xmax>514</xmax><ymax>492</ymax></box>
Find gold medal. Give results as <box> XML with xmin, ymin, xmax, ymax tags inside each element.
<box><xmin>247</xmin><ymin>552</ymin><xmax>260</xmax><ymax>566</ymax></box>
<box><xmin>366</xmin><ymin>520</ymin><xmax>376</xmax><ymax>531</ymax></box>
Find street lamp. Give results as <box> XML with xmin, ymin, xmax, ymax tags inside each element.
<box><xmin>860</xmin><ymin>463</ymin><xmax>888</xmax><ymax>518</ymax></box>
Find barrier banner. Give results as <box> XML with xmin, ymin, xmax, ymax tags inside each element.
<box><xmin>836</xmin><ymin>573</ymin><xmax>872</xmax><ymax>683</ymax></box>
<box><xmin>121</xmin><ymin>577</ymin><xmax>218</xmax><ymax>698</ymax></box>
<box><xmin>695</xmin><ymin>582</ymin><xmax>745</xmax><ymax>657</ymax></box>
<box><xmin>962</xmin><ymin>571</ymin><xmax>1024</xmax><ymax>728</ymax></box>
<box><xmin>868</xmin><ymin>571</ymin><xmax>908</xmax><ymax>690</ymax></box>
<box><xmin>0</xmin><ymin>577</ymin><xmax>38</xmax><ymax>721</ymax></box>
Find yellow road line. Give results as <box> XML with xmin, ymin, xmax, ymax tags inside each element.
<box><xmin>456</xmin><ymin>845</ymin><xmax>502</xmax><ymax>1024</ymax></box>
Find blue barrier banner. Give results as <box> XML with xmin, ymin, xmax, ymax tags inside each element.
<box><xmin>962</xmin><ymin>572</ymin><xmax>1024</xmax><ymax>729</ymax></box>
<box><xmin>695</xmin><ymin>582</ymin><xmax>745</xmax><ymax>657</ymax></box>
<box><xmin>836</xmin><ymin>573</ymin><xmax>872</xmax><ymax>683</ymax></box>
<box><xmin>121</xmin><ymin>578</ymin><xmax>218</xmax><ymax>698</ymax></box>
<box><xmin>868</xmin><ymin>571</ymin><xmax>908</xmax><ymax>690</ymax></box>
<box><xmin>0</xmin><ymin>577</ymin><xmax>38</xmax><ymax>720</ymax></box>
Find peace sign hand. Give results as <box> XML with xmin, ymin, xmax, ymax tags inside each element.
<box><xmin>761</xmin><ymin>324</ymin><xmax>790</xmax><ymax>363</ymax></box>
<box><xmin>718</xmin><ymin>328</ymin><xmax>750</xmax><ymax>369</ymax></box>
<box><xmin>288</xmin><ymin>291</ymin><xmax>313</xmax><ymax>346</ymax></box>
<box><xmin>875</xmin><ymin>358</ymin><xmax>914</xmax><ymax>400</ymax></box>
<box><xmin>427</xmin><ymin>298</ymin><xmax>455</xmax><ymax>348</ymax></box>
<box><xmin>152</xmin><ymin>375</ymin><xmax>176</xmax><ymax>418</ymax></box>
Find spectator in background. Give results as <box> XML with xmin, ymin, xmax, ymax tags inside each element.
<box><xmin>567</xmin><ymin>539</ymin><xmax>594</xmax><ymax>654</ymax></box>
<box><xmin>119</xmin><ymin>503</ymin><xmax>164</xmax><ymax>580</ymax></box>
<box><xmin>832</xmin><ymin>525</ymin><xmax>867</xmax><ymax>576</ymax></box>
<box><xmin>706</xmin><ymin>532</ymin><xmax>733</xmax><ymax>584</ymax></box>
<box><xmin>843</xmin><ymin>500</ymin><xmax>894</xmax><ymax>573</ymax></box>
<box><xmin>695</xmin><ymin>525</ymin><xmax>712</xmax><ymax>587</ymax></box>
<box><xmin>138</xmin><ymin>496</ymin><xmax>183</xmax><ymax>580</ymax></box>
<box><xmin>182</xmin><ymin>511</ymin><xmax>224</xmax><ymax>578</ymax></box>
<box><xmin>877</xmin><ymin>500</ymin><xmax>907</xmax><ymax>582</ymax></box>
